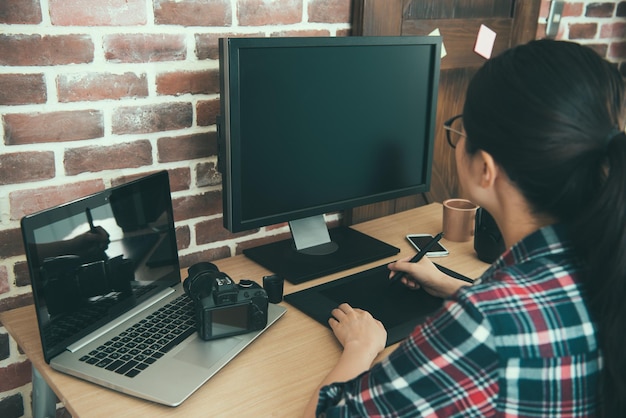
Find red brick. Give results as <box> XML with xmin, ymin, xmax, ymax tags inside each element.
<box><xmin>609</xmin><ymin>41</ymin><xmax>626</xmax><ymax>59</ymax></box>
<box><xmin>563</xmin><ymin>2</ymin><xmax>585</xmax><ymax>17</ymax></box>
<box><xmin>308</xmin><ymin>0</ymin><xmax>351</xmax><ymax>23</ymax></box>
<box><xmin>238</xmin><ymin>0</ymin><xmax>303</xmax><ymax>26</ymax></box>
<box><xmin>167</xmin><ymin>167</ymin><xmax>192</xmax><ymax>191</ymax></box>
<box><xmin>601</xmin><ymin>22</ymin><xmax>626</xmax><ymax>38</ymax></box>
<box><xmin>3</xmin><ymin>110</ymin><xmax>104</xmax><ymax>145</ymax></box>
<box><xmin>0</xmin><ymin>293</ymin><xmax>34</xmax><ymax>314</ymax></box>
<box><xmin>195</xmin><ymin>217</ymin><xmax>254</xmax><ymax>245</ymax></box>
<box><xmin>197</xmin><ymin>99</ymin><xmax>220</xmax><ymax>127</ymax></box>
<box><xmin>154</xmin><ymin>0</ymin><xmax>231</xmax><ymax>26</ymax></box>
<box><xmin>64</xmin><ymin>140</ymin><xmax>153</xmax><ymax>175</ymax></box>
<box><xmin>0</xmin><ymin>360</ymin><xmax>31</xmax><ymax>392</ymax></box>
<box><xmin>0</xmin><ymin>151</ymin><xmax>55</xmax><ymax>185</ymax></box>
<box><xmin>0</xmin><ymin>74</ymin><xmax>46</xmax><ymax>105</ymax></box>
<box><xmin>156</xmin><ymin>70</ymin><xmax>219</xmax><ymax>96</ymax></box>
<box><xmin>196</xmin><ymin>161</ymin><xmax>221</xmax><ymax>187</ymax></box>
<box><xmin>13</xmin><ymin>262</ymin><xmax>31</xmax><ymax>288</ymax></box>
<box><xmin>585</xmin><ymin>2</ymin><xmax>615</xmax><ymax>17</ymax></box>
<box><xmin>176</xmin><ymin>225</ymin><xmax>191</xmax><ymax>252</ymax></box>
<box><xmin>9</xmin><ymin>179</ymin><xmax>105</xmax><ymax>220</ymax></box>
<box><xmin>0</xmin><ymin>228</ymin><xmax>24</xmax><ymax>258</ymax></box>
<box><xmin>0</xmin><ymin>34</ymin><xmax>94</xmax><ymax>66</ymax></box>
<box><xmin>157</xmin><ymin>132</ymin><xmax>217</xmax><ymax>163</ymax></box>
<box><xmin>57</xmin><ymin>72</ymin><xmax>148</xmax><ymax>102</ymax></box>
<box><xmin>172</xmin><ymin>190</ymin><xmax>222</xmax><ymax>222</ymax></box>
<box><xmin>0</xmin><ymin>266</ymin><xmax>8</xmax><ymax>295</ymax></box>
<box><xmin>112</xmin><ymin>102</ymin><xmax>193</xmax><ymax>134</ymax></box>
<box><xmin>568</xmin><ymin>23</ymin><xmax>598</xmax><ymax>39</ymax></box>
<box><xmin>49</xmin><ymin>0</ymin><xmax>146</xmax><ymax>26</ymax></box>
<box><xmin>0</xmin><ymin>0</ymin><xmax>42</xmax><ymax>24</ymax></box>
<box><xmin>104</xmin><ymin>34</ymin><xmax>186</xmax><ymax>63</ymax></box>
<box><xmin>195</xmin><ymin>33</ymin><xmax>223</xmax><ymax>61</ymax></box>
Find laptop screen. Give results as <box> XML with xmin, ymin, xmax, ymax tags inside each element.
<box><xmin>21</xmin><ymin>171</ymin><xmax>181</xmax><ymax>362</ymax></box>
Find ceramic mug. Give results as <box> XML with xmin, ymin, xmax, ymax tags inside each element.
<box><xmin>442</xmin><ymin>198</ymin><xmax>479</xmax><ymax>242</ymax></box>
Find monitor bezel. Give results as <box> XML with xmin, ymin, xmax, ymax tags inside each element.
<box><xmin>218</xmin><ymin>35</ymin><xmax>442</xmax><ymax>233</ymax></box>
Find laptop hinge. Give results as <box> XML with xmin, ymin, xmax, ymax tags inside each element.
<box><xmin>66</xmin><ymin>287</ymin><xmax>175</xmax><ymax>353</ymax></box>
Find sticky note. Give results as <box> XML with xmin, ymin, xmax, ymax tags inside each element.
<box><xmin>474</xmin><ymin>24</ymin><xmax>496</xmax><ymax>59</ymax></box>
<box><xmin>428</xmin><ymin>28</ymin><xmax>447</xmax><ymax>58</ymax></box>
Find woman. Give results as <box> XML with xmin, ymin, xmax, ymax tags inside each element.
<box><xmin>304</xmin><ymin>39</ymin><xmax>625</xmax><ymax>417</ymax></box>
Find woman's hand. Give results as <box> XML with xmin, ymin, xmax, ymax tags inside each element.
<box><xmin>388</xmin><ymin>255</ymin><xmax>468</xmax><ymax>299</ymax></box>
<box><xmin>329</xmin><ymin>303</ymin><xmax>386</xmax><ymax>360</ymax></box>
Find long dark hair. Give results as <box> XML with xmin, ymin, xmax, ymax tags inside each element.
<box><xmin>462</xmin><ymin>39</ymin><xmax>625</xmax><ymax>416</ymax></box>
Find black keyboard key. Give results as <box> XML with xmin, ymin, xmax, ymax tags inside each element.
<box><xmin>96</xmin><ymin>358</ymin><xmax>113</xmax><ymax>368</ymax></box>
<box><xmin>106</xmin><ymin>360</ymin><xmax>125</xmax><ymax>371</ymax></box>
<box><xmin>115</xmin><ymin>360</ymin><xmax>138</xmax><ymax>375</ymax></box>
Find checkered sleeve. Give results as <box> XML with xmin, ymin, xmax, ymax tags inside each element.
<box><xmin>316</xmin><ymin>293</ymin><xmax>500</xmax><ymax>417</ymax></box>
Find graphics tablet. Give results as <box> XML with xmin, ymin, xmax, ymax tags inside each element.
<box><xmin>284</xmin><ymin>263</ymin><xmax>472</xmax><ymax>346</ymax></box>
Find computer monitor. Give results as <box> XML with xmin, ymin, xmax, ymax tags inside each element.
<box><xmin>217</xmin><ymin>36</ymin><xmax>441</xmax><ymax>284</ymax></box>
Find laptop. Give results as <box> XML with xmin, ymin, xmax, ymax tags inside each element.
<box><xmin>20</xmin><ymin>171</ymin><xmax>287</xmax><ymax>406</ymax></box>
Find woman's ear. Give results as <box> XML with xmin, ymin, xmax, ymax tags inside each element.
<box><xmin>477</xmin><ymin>150</ymin><xmax>498</xmax><ymax>189</ymax></box>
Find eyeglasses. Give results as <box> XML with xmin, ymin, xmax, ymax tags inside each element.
<box><xmin>443</xmin><ymin>114</ymin><xmax>465</xmax><ymax>149</ymax></box>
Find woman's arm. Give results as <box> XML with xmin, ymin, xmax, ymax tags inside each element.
<box><xmin>302</xmin><ymin>303</ymin><xmax>387</xmax><ymax>418</ymax></box>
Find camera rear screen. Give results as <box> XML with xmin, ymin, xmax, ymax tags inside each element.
<box><xmin>211</xmin><ymin>304</ymin><xmax>249</xmax><ymax>336</ymax></box>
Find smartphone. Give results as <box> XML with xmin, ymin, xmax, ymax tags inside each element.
<box><xmin>406</xmin><ymin>234</ymin><xmax>449</xmax><ymax>257</ymax></box>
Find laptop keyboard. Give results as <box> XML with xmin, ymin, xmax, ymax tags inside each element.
<box><xmin>79</xmin><ymin>294</ymin><xmax>196</xmax><ymax>378</ymax></box>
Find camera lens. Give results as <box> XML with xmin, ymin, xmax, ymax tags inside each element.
<box><xmin>262</xmin><ymin>275</ymin><xmax>284</xmax><ymax>304</ymax></box>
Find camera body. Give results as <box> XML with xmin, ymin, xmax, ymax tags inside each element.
<box><xmin>183</xmin><ymin>262</ymin><xmax>269</xmax><ymax>341</ymax></box>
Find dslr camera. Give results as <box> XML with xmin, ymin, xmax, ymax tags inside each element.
<box><xmin>183</xmin><ymin>262</ymin><xmax>269</xmax><ymax>341</ymax></box>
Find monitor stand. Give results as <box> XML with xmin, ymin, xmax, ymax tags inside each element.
<box><xmin>243</xmin><ymin>215</ymin><xmax>400</xmax><ymax>284</ymax></box>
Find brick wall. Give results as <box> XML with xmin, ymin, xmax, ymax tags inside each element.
<box><xmin>0</xmin><ymin>1</ymin><xmax>623</xmax><ymax>417</ymax></box>
<box><xmin>537</xmin><ymin>0</ymin><xmax>626</xmax><ymax>73</ymax></box>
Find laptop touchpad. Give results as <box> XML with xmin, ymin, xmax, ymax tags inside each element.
<box><xmin>174</xmin><ymin>336</ymin><xmax>243</xmax><ymax>369</ymax></box>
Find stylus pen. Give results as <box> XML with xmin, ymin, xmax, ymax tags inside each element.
<box><xmin>85</xmin><ymin>208</ymin><xmax>97</xmax><ymax>233</ymax></box>
<box><xmin>389</xmin><ymin>232</ymin><xmax>444</xmax><ymax>286</ymax></box>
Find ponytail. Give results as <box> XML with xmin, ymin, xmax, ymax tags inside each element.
<box><xmin>573</xmin><ymin>130</ymin><xmax>626</xmax><ymax>416</ymax></box>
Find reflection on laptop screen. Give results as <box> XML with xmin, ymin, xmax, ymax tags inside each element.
<box><xmin>21</xmin><ymin>171</ymin><xmax>181</xmax><ymax>362</ymax></box>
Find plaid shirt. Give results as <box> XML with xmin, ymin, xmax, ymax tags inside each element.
<box><xmin>317</xmin><ymin>224</ymin><xmax>601</xmax><ymax>417</ymax></box>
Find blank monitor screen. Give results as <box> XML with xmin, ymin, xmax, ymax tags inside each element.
<box><xmin>218</xmin><ymin>36</ymin><xmax>441</xmax><ymax>283</ymax></box>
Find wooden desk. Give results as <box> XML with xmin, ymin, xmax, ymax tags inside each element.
<box><xmin>0</xmin><ymin>203</ymin><xmax>488</xmax><ymax>418</ymax></box>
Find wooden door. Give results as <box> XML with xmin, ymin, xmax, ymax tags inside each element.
<box><xmin>346</xmin><ymin>0</ymin><xmax>540</xmax><ymax>224</ymax></box>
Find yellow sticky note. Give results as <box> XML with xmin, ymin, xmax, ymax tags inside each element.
<box><xmin>474</xmin><ymin>24</ymin><xmax>496</xmax><ymax>59</ymax></box>
<box><xmin>428</xmin><ymin>28</ymin><xmax>447</xmax><ymax>59</ymax></box>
